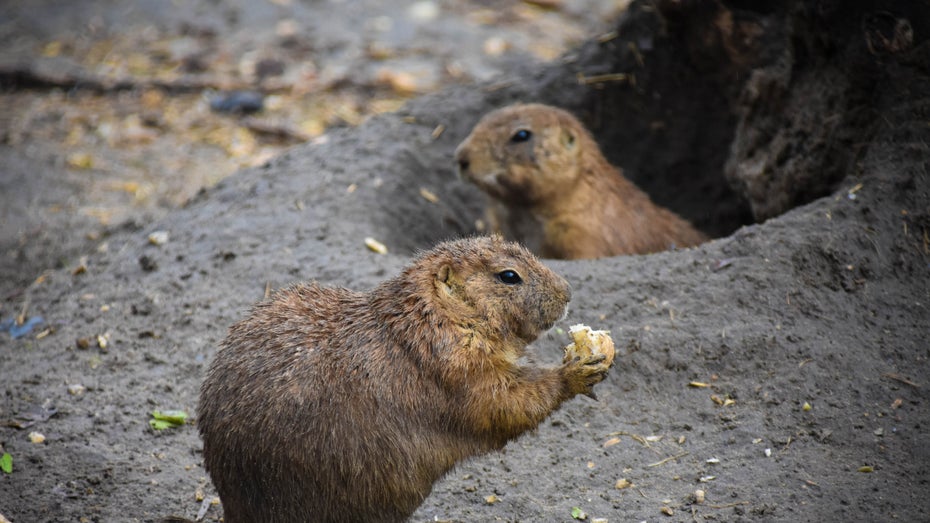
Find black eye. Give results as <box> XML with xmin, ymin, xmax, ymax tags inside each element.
<box><xmin>510</xmin><ymin>129</ymin><xmax>532</xmax><ymax>143</ymax></box>
<box><xmin>496</xmin><ymin>270</ymin><xmax>523</xmax><ymax>285</ymax></box>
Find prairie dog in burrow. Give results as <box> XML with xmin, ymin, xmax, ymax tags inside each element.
<box><xmin>455</xmin><ymin>103</ymin><xmax>708</xmax><ymax>259</ymax></box>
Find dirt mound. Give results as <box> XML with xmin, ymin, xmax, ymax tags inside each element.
<box><xmin>2</xmin><ymin>1</ymin><xmax>928</xmax><ymax>522</ymax></box>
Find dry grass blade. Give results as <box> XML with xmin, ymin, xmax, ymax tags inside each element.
<box><xmin>882</xmin><ymin>373</ymin><xmax>921</xmax><ymax>387</ymax></box>
<box><xmin>577</xmin><ymin>72</ymin><xmax>632</xmax><ymax>85</ymax></box>
<box><xmin>647</xmin><ymin>451</ymin><xmax>689</xmax><ymax>467</ymax></box>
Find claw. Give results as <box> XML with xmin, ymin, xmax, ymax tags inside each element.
<box><xmin>584</xmin><ymin>390</ymin><xmax>599</xmax><ymax>401</ymax></box>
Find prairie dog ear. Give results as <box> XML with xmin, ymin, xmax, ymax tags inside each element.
<box><xmin>560</xmin><ymin>126</ymin><xmax>578</xmax><ymax>152</ymax></box>
<box><xmin>435</xmin><ymin>265</ymin><xmax>457</xmax><ymax>298</ymax></box>
<box><xmin>434</xmin><ymin>265</ymin><xmax>477</xmax><ymax>318</ymax></box>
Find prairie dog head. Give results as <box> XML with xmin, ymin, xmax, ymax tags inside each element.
<box><xmin>415</xmin><ymin>236</ymin><xmax>571</xmax><ymax>344</ymax></box>
<box><xmin>454</xmin><ymin>104</ymin><xmax>590</xmax><ymax>206</ymax></box>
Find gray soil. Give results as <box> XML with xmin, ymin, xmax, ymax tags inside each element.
<box><xmin>2</xmin><ymin>1</ymin><xmax>929</xmax><ymax>522</ymax></box>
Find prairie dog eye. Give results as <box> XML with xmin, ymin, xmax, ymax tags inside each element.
<box><xmin>496</xmin><ymin>269</ymin><xmax>523</xmax><ymax>285</ymax></box>
<box><xmin>510</xmin><ymin>129</ymin><xmax>532</xmax><ymax>143</ymax></box>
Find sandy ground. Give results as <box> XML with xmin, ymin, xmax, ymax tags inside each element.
<box><xmin>2</xmin><ymin>1</ymin><xmax>929</xmax><ymax>522</ymax></box>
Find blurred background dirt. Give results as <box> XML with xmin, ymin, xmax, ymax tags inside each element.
<box><xmin>0</xmin><ymin>0</ymin><xmax>628</xmax><ymax>301</ymax></box>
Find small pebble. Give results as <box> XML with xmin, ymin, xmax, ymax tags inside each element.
<box><xmin>209</xmin><ymin>91</ymin><xmax>264</xmax><ymax>114</ymax></box>
<box><xmin>483</xmin><ymin>36</ymin><xmax>510</xmax><ymax>56</ymax></box>
<box><xmin>68</xmin><ymin>384</ymin><xmax>86</xmax><ymax>396</ymax></box>
<box><xmin>408</xmin><ymin>1</ymin><xmax>439</xmax><ymax>21</ymax></box>
<box><xmin>148</xmin><ymin>231</ymin><xmax>169</xmax><ymax>245</ymax></box>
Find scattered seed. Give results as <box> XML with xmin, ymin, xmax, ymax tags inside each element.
<box><xmin>485</xmin><ymin>494</ymin><xmax>498</xmax><ymax>505</ymax></box>
<box><xmin>615</xmin><ymin>478</ymin><xmax>632</xmax><ymax>489</ymax></box>
<box><xmin>419</xmin><ymin>187</ymin><xmax>439</xmax><ymax>203</ymax></box>
<box><xmin>706</xmin><ymin>457</ymin><xmax>720</xmax><ymax>464</ymax></box>
<box><xmin>148</xmin><ymin>231</ymin><xmax>169</xmax><ymax>245</ymax></box>
<box><xmin>699</xmin><ymin>475</ymin><xmax>716</xmax><ymax>482</ymax></box>
<box><xmin>693</xmin><ymin>489</ymin><xmax>705</xmax><ymax>504</ymax></box>
<box><xmin>376</xmin><ymin>69</ymin><xmax>421</xmax><ymax>94</ymax></box>
<box><xmin>603</xmin><ymin>437</ymin><xmax>621</xmax><ymax>448</ymax></box>
<box><xmin>858</xmin><ymin>466</ymin><xmax>874</xmax><ymax>473</ymax></box>
<box><xmin>764</xmin><ymin>448</ymin><xmax>772</xmax><ymax>457</ymax></box>
<box><xmin>364</xmin><ymin>237</ymin><xmax>388</xmax><ymax>254</ymax></box>
<box><xmin>66</xmin><ymin>152</ymin><xmax>94</xmax><ymax>170</ymax></box>
<box><xmin>660</xmin><ymin>506</ymin><xmax>674</xmax><ymax>516</ymax></box>
<box><xmin>28</xmin><ymin>432</ymin><xmax>46</xmax><ymax>444</ymax></box>
<box><xmin>803</xmin><ymin>401</ymin><xmax>812</xmax><ymax>411</ymax></box>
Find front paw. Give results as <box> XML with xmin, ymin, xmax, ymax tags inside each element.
<box><xmin>561</xmin><ymin>353</ymin><xmax>610</xmax><ymax>399</ymax></box>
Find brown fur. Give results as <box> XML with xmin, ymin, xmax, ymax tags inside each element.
<box><xmin>198</xmin><ymin>236</ymin><xmax>610</xmax><ymax>523</ymax></box>
<box><xmin>455</xmin><ymin>103</ymin><xmax>708</xmax><ymax>259</ymax></box>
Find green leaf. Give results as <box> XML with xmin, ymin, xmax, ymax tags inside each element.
<box><xmin>150</xmin><ymin>410</ymin><xmax>189</xmax><ymax>430</ymax></box>
<box><xmin>149</xmin><ymin>419</ymin><xmax>176</xmax><ymax>430</ymax></box>
<box><xmin>0</xmin><ymin>452</ymin><xmax>12</xmax><ymax>474</ymax></box>
<box><xmin>151</xmin><ymin>410</ymin><xmax>188</xmax><ymax>425</ymax></box>
<box><xmin>571</xmin><ymin>506</ymin><xmax>587</xmax><ymax>520</ymax></box>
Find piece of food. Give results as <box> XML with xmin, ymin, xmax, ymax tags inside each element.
<box><xmin>563</xmin><ymin>324</ymin><xmax>615</xmax><ymax>367</ymax></box>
